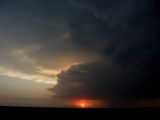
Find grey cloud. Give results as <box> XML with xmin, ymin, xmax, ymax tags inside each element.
<box><xmin>50</xmin><ymin>58</ymin><xmax>141</xmax><ymax>105</ymax></box>
<box><xmin>0</xmin><ymin>0</ymin><xmax>74</xmax><ymax>69</ymax></box>
<box><xmin>67</xmin><ymin>0</ymin><xmax>150</xmax><ymax>57</ymax></box>
<box><xmin>0</xmin><ymin>0</ymin><xmax>80</xmax><ymax>85</ymax></box>
<box><xmin>50</xmin><ymin>0</ymin><xmax>160</xmax><ymax>107</ymax></box>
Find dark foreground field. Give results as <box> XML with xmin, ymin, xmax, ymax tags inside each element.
<box><xmin>0</xmin><ymin>106</ymin><xmax>159</xmax><ymax>110</ymax></box>
<box><xmin>0</xmin><ymin>107</ymin><xmax>160</xmax><ymax>120</ymax></box>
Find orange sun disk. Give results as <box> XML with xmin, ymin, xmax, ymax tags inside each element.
<box><xmin>74</xmin><ymin>100</ymin><xmax>92</xmax><ymax>108</ymax></box>
<box><xmin>80</xmin><ymin>103</ymin><xmax>86</xmax><ymax>108</ymax></box>
<box><xmin>72</xmin><ymin>99</ymin><xmax>105</xmax><ymax>108</ymax></box>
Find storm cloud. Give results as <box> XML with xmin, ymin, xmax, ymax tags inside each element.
<box><xmin>50</xmin><ymin>0</ymin><xmax>160</xmax><ymax>107</ymax></box>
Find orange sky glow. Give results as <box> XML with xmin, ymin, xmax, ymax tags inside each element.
<box><xmin>72</xmin><ymin>99</ymin><xmax>106</xmax><ymax>108</ymax></box>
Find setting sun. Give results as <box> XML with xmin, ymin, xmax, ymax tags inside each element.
<box><xmin>72</xmin><ymin>99</ymin><xmax>105</xmax><ymax>108</ymax></box>
<box><xmin>80</xmin><ymin>102</ymin><xmax>86</xmax><ymax>108</ymax></box>
<box><xmin>73</xmin><ymin>100</ymin><xmax>94</xmax><ymax>108</ymax></box>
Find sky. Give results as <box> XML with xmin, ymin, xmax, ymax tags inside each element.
<box><xmin>0</xmin><ymin>0</ymin><xmax>159</xmax><ymax>108</ymax></box>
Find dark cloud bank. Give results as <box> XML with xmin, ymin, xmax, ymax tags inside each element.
<box><xmin>49</xmin><ymin>0</ymin><xmax>160</xmax><ymax>107</ymax></box>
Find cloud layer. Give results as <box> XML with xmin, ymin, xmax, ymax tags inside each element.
<box><xmin>0</xmin><ymin>0</ymin><xmax>159</xmax><ymax>107</ymax></box>
<box><xmin>50</xmin><ymin>0</ymin><xmax>160</xmax><ymax>107</ymax></box>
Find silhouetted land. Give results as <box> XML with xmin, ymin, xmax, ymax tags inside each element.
<box><xmin>0</xmin><ymin>106</ymin><xmax>159</xmax><ymax>112</ymax></box>
<box><xmin>0</xmin><ymin>106</ymin><xmax>159</xmax><ymax>119</ymax></box>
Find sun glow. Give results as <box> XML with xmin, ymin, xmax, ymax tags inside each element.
<box><xmin>80</xmin><ymin>102</ymin><xmax>86</xmax><ymax>108</ymax></box>
<box><xmin>73</xmin><ymin>99</ymin><xmax>105</xmax><ymax>108</ymax></box>
<box><xmin>73</xmin><ymin>100</ymin><xmax>92</xmax><ymax>108</ymax></box>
